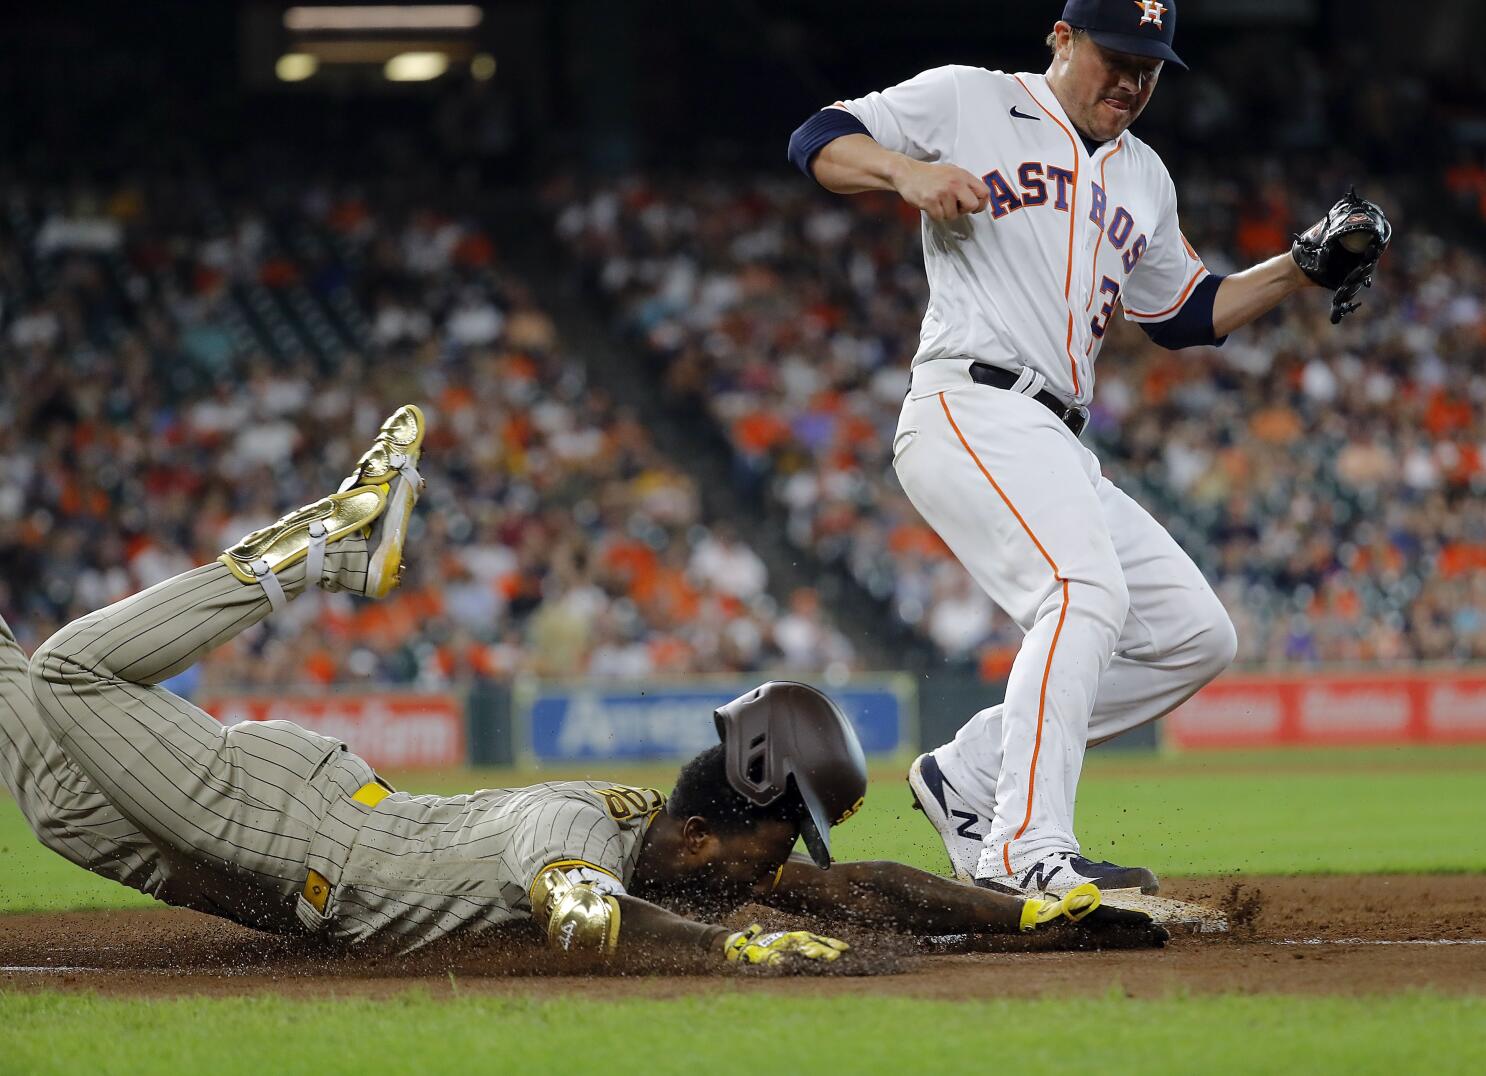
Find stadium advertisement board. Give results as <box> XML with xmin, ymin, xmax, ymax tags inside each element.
<box><xmin>520</xmin><ymin>677</ymin><xmax>913</xmax><ymax>763</ymax></box>
<box><xmin>203</xmin><ymin>693</ymin><xmax>466</xmax><ymax>770</ymax></box>
<box><xmin>1165</xmin><ymin>671</ymin><xmax>1486</xmax><ymax>748</ymax></box>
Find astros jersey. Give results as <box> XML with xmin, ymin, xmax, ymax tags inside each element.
<box><xmin>328</xmin><ymin>780</ymin><xmax>664</xmax><ymax>951</ymax></box>
<box><xmin>834</xmin><ymin>67</ymin><xmax>1208</xmax><ymax>404</ymax></box>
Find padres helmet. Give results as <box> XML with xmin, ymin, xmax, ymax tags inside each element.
<box><xmin>713</xmin><ymin>681</ymin><xmax>868</xmax><ymax>869</ymax></box>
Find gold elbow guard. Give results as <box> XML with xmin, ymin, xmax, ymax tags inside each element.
<box><xmin>532</xmin><ymin>866</ymin><xmax>622</xmax><ymax>954</ymax></box>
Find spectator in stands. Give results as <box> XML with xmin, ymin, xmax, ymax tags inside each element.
<box><xmin>554</xmin><ymin>120</ymin><xmax>1486</xmax><ymax>669</ymax></box>
<box><xmin>0</xmin><ymin>176</ymin><xmax>855</xmax><ymax>690</ymax></box>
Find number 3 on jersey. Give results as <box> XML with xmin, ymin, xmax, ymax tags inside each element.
<box><xmin>1091</xmin><ymin>277</ymin><xmax>1120</xmax><ymax>339</ymax></box>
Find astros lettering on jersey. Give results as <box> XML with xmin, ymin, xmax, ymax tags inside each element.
<box><xmin>832</xmin><ymin>66</ymin><xmax>1207</xmax><ymax>405</ymax></box>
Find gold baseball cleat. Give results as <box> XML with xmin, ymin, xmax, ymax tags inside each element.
<box><xmin>341</xmin><ymin>404</ymin><xmax>427</xmax><ymax>492</ymax></box>
<box><xmin>221</xmin><ymin>404</ymin><xmax>427</xmax><ymax>609</ymax></box>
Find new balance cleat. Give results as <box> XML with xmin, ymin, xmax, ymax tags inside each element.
<box><xmin>907</xmin><ymin>752</ymin><xmax>991</xmax><ymax>883</ymax></box>
<box><xmin>977</xmin><ymin>850</ymin><xmax>1160</xmax><ymax>896</ymax></box>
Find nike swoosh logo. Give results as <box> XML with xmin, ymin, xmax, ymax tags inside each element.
<box><xmin>1009</xmin><ymin>106</ymin><xmax>1040</xmax><ymax>121</ymax></box>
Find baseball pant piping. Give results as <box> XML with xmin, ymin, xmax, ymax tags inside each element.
<box><xmin>896</xmin><ymin>385</ymin><xmax>1126</xmax><ymax>876</ymax></box>
<box><xmin>932</xmin><ymin>475</ymin><xmax>1237</xmax><ymax>830</ymax></box>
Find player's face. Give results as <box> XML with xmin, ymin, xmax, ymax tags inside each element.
<box><xmin>679</xmin><ymin>819</ymin><xmax>800</xmax><ymax>909</ymax></box>
<box><xmin>710</xmin><ymin>819</ymin><xmax>800</xmax><ymax>898</ymax></box>
<box><xmin>1065</xmin><ymin>35</ymin><xmax>1162</xmax><ymax>141</ymax></box>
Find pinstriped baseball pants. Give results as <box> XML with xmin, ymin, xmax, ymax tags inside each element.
<box><xmin>0</xmin><ymin>614</ymin><xmax>177</xmax><ymax>899</ymax></box>
<box><xmin>7</xmin><ymin>548</ymin><xmax>379</xmax><ymax>934</ymax></box>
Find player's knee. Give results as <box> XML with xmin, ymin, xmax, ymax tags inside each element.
<box><xmin>1091</xmin><ymin>570</ymin><xmax>1131</xmax><ymax>633</ymax></box>
<box><xmin>27</xmin><ymin>633</ymin><xmax>88</xmax><ymax>702</ymax></box>
<box><xmin>1191</xmin><ymin>600</ymin><xmax>1238</xmax><ymax>683</ymax></box>
<box><xmin>1106</xmin><ymin>572</ymin><xmax>1131</xmax><ymax>627</ymax></box>
<box><xmin>28</xmin><ymin>638</ymin><xmax>62</xmax><ymax>691</ymax></box>
<box><xmin>1063</xmin><ymin>571</ymin><xmax>1128</xmax><ymax>640</ymax></box>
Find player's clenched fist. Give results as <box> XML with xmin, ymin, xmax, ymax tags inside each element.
<box><xmin>1016</xmin><ymin>882</ymin><xmax>1169</xmax><ymax>944</ymax></box>
<box><xmin>892</xmin><ymin>160</ymin><xmax>990</xmax><ymax>222</ymax></box>
<box><xmin>723</xmin><ymin>924</ymin><xmax>849</xmax><ymax>966</ymax></box>
<box><xmin>1018</xmin><ymin>882</ymin><xmax>1103</xmax><ymax>931</ymax></box>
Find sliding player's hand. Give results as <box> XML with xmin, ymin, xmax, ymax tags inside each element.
<box><xmin>1020</xmin><ymin>884</ymin><xmax>1169</xmax><ymax>947</ymax></box>
<box><xmin>723</xmin><ymin>924</ymin><xmax>850</xmax><ymax>966</ymax></box>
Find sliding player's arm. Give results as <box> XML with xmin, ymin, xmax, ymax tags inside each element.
<box><xmin>764</xmin><ymin>855</ymin><xmax>1164</xmax><ymax>938</ymax></box>
<box><xmin>530</xmin><ymin>867</ymin><xmax>847</xmax><ymax>967</ymax></box>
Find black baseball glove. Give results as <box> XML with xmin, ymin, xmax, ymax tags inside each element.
<box><xmin>1291</xmin><ymin>188</ymin><xmax>1393</xmax><ymax>324</ymax></box>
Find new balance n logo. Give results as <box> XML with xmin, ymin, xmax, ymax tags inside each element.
<box><xmin>951</xmin><ymin>811</ymin><xmax>983</xmax><ymax>841</ymax></box>
<box><xmin>1019</xmin><ymin>861</ymin><xmax>1064</xmax><ymax>891</ymax></box>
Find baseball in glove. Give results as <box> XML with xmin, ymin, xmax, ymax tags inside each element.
<box><xmin>1291</xmin><ymin>188</ymin><xmax>1393</xmax><ymax>324</ymax></box>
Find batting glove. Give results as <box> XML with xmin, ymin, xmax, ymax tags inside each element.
<box><xmin>723</xmin><ymin>924</ymin><xmax>850</xmax><ymax>966</ymax></box>
<box><xmin>1018</xmin><ymin>882</ymin><xmax>1103</xmax><ymax>931</ymax></box>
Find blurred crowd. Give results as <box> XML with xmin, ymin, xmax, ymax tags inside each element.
<box><xmin>0</xmin><ymin>180</ymin><xmax>856</xmax><ymax>690</ymax></box>
<box><xmin>551</xmin><ymin>56</ymin><xmax>1486</xmax><ymax>668</ymax></box>
<box><xmin>6</xmin><ymin>33</ymin><xmax>1485</xmax><ymax>686</ymax></box>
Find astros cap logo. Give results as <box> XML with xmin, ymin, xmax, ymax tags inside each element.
<box><xmin>1133</xmin><ymin>0</ymin><xmax>1166</xmax><ymax>28</ymax></box>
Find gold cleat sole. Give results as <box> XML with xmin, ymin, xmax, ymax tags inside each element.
<box><xmin>361</xmin><ymin>404</ymin><xmax>426</xmax><ymax>599</ymax></box>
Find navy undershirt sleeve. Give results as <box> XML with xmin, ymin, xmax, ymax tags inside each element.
<box><xmin>1139</xmin><ymin>273</ymin><xmax>1229</xmax><ymax>350</ymax></box>
<box><xmin>787</xmin><ymin>109</ymin><xmax>873</xmax><ymax>180</ymax></box>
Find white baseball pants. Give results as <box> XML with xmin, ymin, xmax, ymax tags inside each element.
<box><xmin>893</xmin><ymin>359</ymin><xmax>1236</xmax><ymax>882</ymax></box>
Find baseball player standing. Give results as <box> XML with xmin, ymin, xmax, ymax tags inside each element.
<box><xmin>788</xmin><ymin>0</ymin><xmax>1391</xmax><ymax>894</ymax></box>
<box><xmin>1</xmin><ymin>406</ymin><xmax>1163</xmax><ymax>958</ymax></box>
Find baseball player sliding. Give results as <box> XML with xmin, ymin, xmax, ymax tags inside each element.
<box><xmin>0</xmin><ymin>405</ymin><xmax>1163</xmax><ymax>963</ymax></box>
<box><xmin>788</xmin><ymin>0</ymin><xmax>1391</xmax><ymax>895</ymax></box>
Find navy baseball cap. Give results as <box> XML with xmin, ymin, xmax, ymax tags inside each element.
<box><xmin>1061</xmin><ymin>0</ymin><xmax>1186</xmax><ymax>70</ymax></box>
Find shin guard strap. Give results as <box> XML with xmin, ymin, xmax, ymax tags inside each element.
<box><xmin>391</xmin><ymin>451</ymin><xmax>422</xmax><ymax>490</ymax></box>
<box><xmin>304</xmin><ymin>520</ymin><xmax>328</xmax><ymax>591</ymax></box>
<box><xmin>251</xmin><ymin>559</ymin><xmax>288</xmax><ymax>612</ymax></box>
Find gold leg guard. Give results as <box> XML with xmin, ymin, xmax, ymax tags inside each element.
<box><xmin>219</xmin><ymin>486</ymin><xmax>388</xmax><ymax>606</ymax></box>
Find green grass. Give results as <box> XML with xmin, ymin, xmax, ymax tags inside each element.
<box><xmin>4</xmin><ymin>749</ymin><xmax>1484</xmax><ymax>1074</ymax></box>
<box><xmin>0</xmin><ymin>818</ymin><xmax>162</xmax><ymax>914</ymax></box>
<box><xmin>3</xmin><ymin>746</ymin><xmax>1484</xmax><ymax>914</ymax></box>
<box><xmin>2</xmin><ymin>991</ymin><xmax>1482</xmax><ymax>1075</ymax></box>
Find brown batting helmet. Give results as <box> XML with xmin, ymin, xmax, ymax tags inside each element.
<box><xmin>713</xmin><ymin>681</ymin><xmax>868</xmax><ymax>869</ymax></box>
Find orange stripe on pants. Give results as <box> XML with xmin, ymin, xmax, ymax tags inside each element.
<box><xmin>938</xmin><ymin>391</ymin><xmax>1066</xmax><ymax>878</ymax></box>
<box><xmin>1003</xmin><ymin>578</ymin><xmax>1069</xmax><ymax>877</ymax></box>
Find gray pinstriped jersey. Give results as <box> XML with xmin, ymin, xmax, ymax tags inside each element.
<box><xmin>4</xmin><ymin>551</ymin><xmax>670</xmax><ymax>954</ymax></box>
<box><xmin>323</xmin><ymin>781</ymin><xmax>665</xmax><ymax>950</ymax></box>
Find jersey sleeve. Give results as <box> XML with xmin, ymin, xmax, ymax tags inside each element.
<box><xmin>1121</xmin><ymin>175</ymin><xmax>1211</xmax><ymax>327</ymax></box>
<box><xmin>510</xmin><ymin>793</ymin><xmax>631</xmax><ymax>902</ymax></box>
<box><xmin>836</xmin><ymin>65</ymin><xmax>963</xmax><ymax>162</ymax></box>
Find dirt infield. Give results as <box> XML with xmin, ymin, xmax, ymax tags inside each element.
<box><xmin>2</xmin><ymin>876</ymin><xmax>1482</xmax><ymax>999</ymax></box>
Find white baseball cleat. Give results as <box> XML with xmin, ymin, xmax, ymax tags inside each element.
<box><xmin>975</xmin><ymin>849</ymin><xmax>1160</xmax><ymax>897</ymax></box>
<box><xmin>907</xmin><ymin>752</ymin><xmax>991</xmax><ymax>883</ymax></box>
